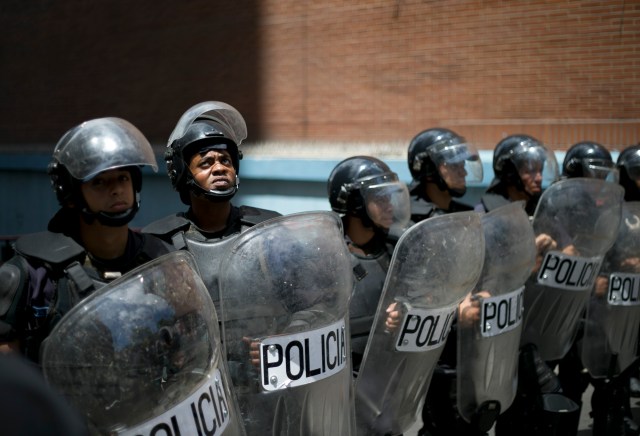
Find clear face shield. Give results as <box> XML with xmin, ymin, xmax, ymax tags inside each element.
<box><xmin>357</xmin><ymin>173</ymin><xmax>411</xmax><ymax>233</ymax></box>
<box><xmin>582</xmin><ymin>158</ymin><xmax>619</xmax><ymax>183</ymax></box>
<box><xmin>168</xmin><ymin>101</ymin><xmax>247</xmax><ymax>148</ymax></box>
<box><xmin>512</xmin><ymin>143</ymin><xmax>559</xmax><ymax>195</ymax></box>
<box><xmin>429</xmin><ymin>140</ymin><xmax>483</xmax><ymax>193</ymax></box>
<box><xmin>53</xmin><ymin>117</ymin><xmax>158</xmax><ymax>181</ymax></box>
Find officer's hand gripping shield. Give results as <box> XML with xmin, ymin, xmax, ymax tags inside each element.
<box><xmin>583</xmin><ymin>201</ymin><xmax>640</xmax><ymax>378</ymax></box>
<box><xmin>41</xmin><ymin>251</ymin><xmax>245</xmax><ymax>436</ymax></box>
<box><xmin>354</xmin><ymin>211</ymin><xmax>485</xmax><ymax>435</ymax></box>
<box><xmin>522</xmin><ymin>178</ymin><xmax>624</xmax><ymax>361</ymax></box>
<box><xmin>457</xmin><ymin>202</ymin><xmax>536</xmax><ymax>430</ymax></box>
<box><xmin>218</xmin><ymin>211</ymin><xmax>354</xmax><ymax>435</ymax></box>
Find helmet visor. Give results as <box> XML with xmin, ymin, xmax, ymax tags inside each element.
<box><xmin>53</xmin><ymin>118</ymin><xmax>158</xmax><ymax>181</ymax></box>
<box><xmin>168</xmin><ymin>101</ymin><xmax>247</xmax><ymax>148</ymax></box>
<box><xmin>582</xmin><ymin>159</ymin><xmax>619</xmax><ymax>182</ymax></box>
<box><xmin>430</xmin><ymin>140</ymin><xmax>484</xmax><ymax>186</ymax></box>
<box><xmin>360</xmin><ymin>174</ymin><xmax>411</xmax><ymax>232</ymax></box>
<box><xmin>622</xmin><ymin>153</ymin><xmax>640</xmax><ymax>181</ymax></box>
<box><xmin>512</xmin><ymin>142</ymin><xmax>559</xmax><ymax>191</ymax></box>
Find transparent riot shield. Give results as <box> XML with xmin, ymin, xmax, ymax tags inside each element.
<box><xmin>457</xmin><ymin>202</ymin><xmax>536</xmax><ymax>428</ymax></box>
<box><xmin>41</xmin><ymin>251</ymin><xmax>245</xmax><ymax>436</ymax></box>
<box><xmin>354</xmin><ymin>211</ymin><xmax>485</xmax><ymax>435</ymax></box>
<box><xmin>582</xmin><ymin>201</ymin><xmax>640</xmax><ymax>378</ymax></box>
<box><xmin>521</xmin><ymin>178</ymin><xmax>624</xmax><ymax>362</ymax></box>
<box><xmin>219</xmin><ymin>211</ymin><xmax>355</xmax><ymax>435</ymax></box>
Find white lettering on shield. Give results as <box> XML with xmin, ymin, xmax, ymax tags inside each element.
<box><xmin>608</xmin><ymin>272</ymin><xmax>640</xmax><ymax>306</ymax></box>
<box><xmin>260</xmin><ymin>319</ymin><xmax>347</xmax><ymax>392</ymax></box>
<box><xmin>395</xmin><ymin>303</ymin><xmax>457</xmax><ymax>352</ymax></box>
<box><xmin>480</xmin><ymin>286</ymin><xmax>524</xmax><ymax>337</ymax></box>
<box><xmin>121</xmin><ymin>367</ymin><xmax>230</xmax><ymax>436</ymax></box>
<box><xmin>537</xmin><ymin>251</ymin><xmax>601</xmax><ymax>291</ymax></box>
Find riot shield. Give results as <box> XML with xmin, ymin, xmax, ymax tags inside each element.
<box><xmin>41</xmin><ymin>251</ymin><xmax>245</xmax><ymax>436</ymax></box>
<box><xmin>219</xmin><ymin>211</ymin><xmax>355</xmax><ymax>435</ymax></box>
<box><xmin>354</xmin><ymin>211</ymin><xmax>485</xmax><ymax>435</ymax></box>
<box><xmin>457</xmin><ymin>202</ymin><xmax>536</xmax><ymax>429</ymax></box>
<box><xmin>521</xmin><ymin>178</ymin><xmax>623</xmax><ymax>362</ymax></box>
<box><xmin>582</xmin><ymin>201</ymin><xmax>640</xmax><ymax>378</ymax></box>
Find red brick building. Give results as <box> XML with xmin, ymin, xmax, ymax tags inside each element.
<box><xmin>1</xmin><ymin>0</ymin><xmax>639</xmax><ymax>154</ymax></box>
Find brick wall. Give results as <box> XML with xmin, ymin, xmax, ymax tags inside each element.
<box><xmin>1</xmin><ymin>0</ymin><xmax>638</xmax><ymax>153</ymax></box>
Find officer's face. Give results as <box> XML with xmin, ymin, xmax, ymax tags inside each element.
<box><xmin>519</xmin><ymin>162</ymin><xmax>543</xmax><ymax>195</ymax></box>
<box><xmin>439</xmin><ymin>161</ymin><xmax>467</xmax><ymax>191</ymax></box>
<box><xmin>80</xmin><ymin>169</ymin><xmax>134</xmax><ymax>214</ymax></box>
<box><xmin>366</xmin><ymin>194</ymin><xmax>394</xmax><ymax>230</ymax></box>
<box><xmin>189</xmin><ymin>149</ymin><xmax>236</xmax><ymax>191</ymax></box>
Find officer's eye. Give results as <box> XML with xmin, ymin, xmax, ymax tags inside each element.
<box><xmin>196</xmin><ymin>158</ymin><xmax>212</xmax><ymax>168</ymax></box>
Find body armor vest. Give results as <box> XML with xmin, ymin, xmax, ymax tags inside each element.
<box><xmin>350</xmin><ymin>249</ymin><xmax>391</xmax><ymax>364</ymax></box>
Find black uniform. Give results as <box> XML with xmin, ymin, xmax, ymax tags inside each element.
<box><xmin>0</xmin><ymin>208</ymin><xmax>173</xmax><ymax>363</ymax></box>
<box><xmin>346</xmin><ymin>227</ymin><xmax>393</xmax><ymax>373</ymax></box>
<box><xmin>143</xmin><ymin>204</ymin><xmax>280</xmax><ymax>308</ymax></box>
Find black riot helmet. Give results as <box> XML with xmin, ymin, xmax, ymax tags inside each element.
<box><xmin>328</xmin><ymin>156</ymin><xmax>410</xmax><ymax>232</ymax></box>
<box><xmin>617</xmin><ymin>144</ymin><xmax>640</xmax><ymax>201</ymax></box>
<box><xmin>562</xmin><ymin>141</ymin><xmax>617</xmax><ymax>181</ymax></box>
<box><xmin>490</xmin><ymin>134</ymin><xmax>559</xmax><ymax>196</ymax></box>
<box><xmin>407</xmin><ymin>128</ymin><xmax>483</xmax><ymax>198</ymax></box>
<box><xmin>165</xmin><ymin>101</ymin><xmax>246</xmax><ymax>205</ymax></box>
<box><xmin>48</xmin><ymin>117</ymin><xmax>158</xmax><ymax>227</ymax></box>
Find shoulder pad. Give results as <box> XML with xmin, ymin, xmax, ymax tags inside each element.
<box><xmin>14</xmin><ymin>232</ymin><xmax>85</xmax><ymax>267</ymax></box>
<box><xmin>142</xmin><ymin>214</ymin><xmax>191</xmax><ymax>236</ymax></box>
<box><xmin>0</xmin><ymin>259</ymin><xmax>25</xmax><ymax>317</ymax></box>
<box><xmin>481</xmin><ymin>193</ymin><xmax>510</xmax><ymax>212</ymax></box>
<box><xmin>410</xmin><ymin>198</ymin><xmax>435</xmax><ymax>217</ymax></box>
<box><xmin>139</xmin><ymin>233</ymin><xmax>176</xmax><ymax>258</ymax></box>
<box><xmin>239</xmin><ymin>206</ymin><xmax>282</xmax><ymax>226</ymax></box>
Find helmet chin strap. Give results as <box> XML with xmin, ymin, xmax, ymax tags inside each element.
<box><xmin>448</xmin><ymin>186</ymin><xmax>467</xmax><ymax>198</ymax></box>
<box><xmin>80</xmin><ymin>193</ymin><xmax>141</xmax><ymax>227</ymax></box>
<box><xmin>187</xmin><ymin>176</ymin><xmax>240</xmax><ymax>203</ymax></box>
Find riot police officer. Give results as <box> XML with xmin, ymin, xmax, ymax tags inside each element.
<box><xmin>616</xmin><ymin>144</ymin><xmax>640</xmax><ymax>421</ymax></box>
<box><xmin>143</xmin><ymin>101</ymin><xmax>280</xmax><ymax>308</ymax></box>
<box><xmin>407</xmin><ymin>127</ymin><xmax>483</xmax><ymax>221</ymax></box>
<box><xmin>327</xmin><ymin>155</ymin><xmax>411</xmax><ymax>372</ymax></box>
<box><xmin>0</xmin><ymin>117</ymin><xmax>173</xmax><ymax>363</ymax></box>
<box><xmin>617</xmin><ymin>143</ymin><xmax>640</xmax><ymax>399</ymax></box>
<box><xmin>617</xmin><ymin>144</ymin><xmax>640</xmax><ymax>202</ymax></box>
<box><xmin>476</xmin><ymin>134</ymin><xmax>559</xmax><ymax>215</ymax></box>
<box><xmin>406</xmin><ymin>128</ymin><xmax>485</xmax><ymax>435</ymax></box>
<box><xmin>557</xmin><ymin>141</ymin><xmax>633</xmax><ymax>435</ymax></box>
<box><xmin>496</xmin><ymin>141</ymin><xmax>624</xmax><ymax>436</ymax></box>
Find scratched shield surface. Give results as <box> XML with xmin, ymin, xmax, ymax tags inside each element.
<box><xmin>582</xmin><ymin>201</ymin><xmax>640</xmax><ymax>378</ymax></box>
<box><xmin>219</xmin><ymin>211</ymin><xmax>355</xmax><ymax>436</ymax></box>
<box><xmin>457</xmin><ymin>201</ymin><xmax>536</xmax><ymax>426</ymax></box>
<box><xmin>42</xmin><ymin>251</ymin><xmax>245</xmax><ymax>436</ymax></box>
<box><xmin>521</xmin><ymin>178</ymin><xmax>623</xmax><ymax>362</ymax></box>
<box><xmin>354</xmin><ymin>211</ymin><xmax>485</xmax><ymax>436</ymax></box>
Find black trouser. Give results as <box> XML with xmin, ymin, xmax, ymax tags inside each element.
<box><xmin>419</xmin><ymin>366</ymin><xmax>488</xmax><ymax>436</ymax></box>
